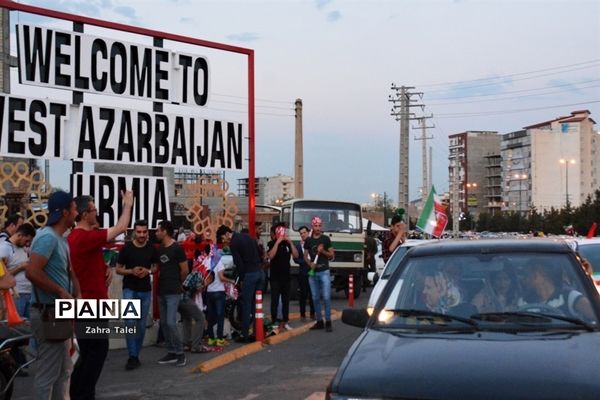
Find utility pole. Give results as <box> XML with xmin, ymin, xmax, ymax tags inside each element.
<box><xmin>294</xmin><ymin>98</ymin><xmax>304</xmax><ymax>199</ymax></box>
<box><xmin>428</xmin><ymin>146</ymin><xmax>433</xmax><ymax>196</ymax></box>
<box><xmin>389</xmin><ymin>85</ymin><xmax>422</xmax><ymax>212</ymax></box>
<box><xmin>412</xmin><ymin>116</ymin><xmax>434</xmax><ymax>204</ymax></box>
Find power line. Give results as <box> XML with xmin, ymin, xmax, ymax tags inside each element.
<box><xmin>427</xmin><ymin>78</ymin><xmax>600</xmax><ymax>101</ymax></box>
<box><xmin>424</xmin><ymin>63</ymin><xmax>600</xmax><ymax>95</ymax></box>
<box><xmin>433</xmin><ymin>99</ymin><xmax>600</xmax><ymax>118</ymax></box>
<box><xmin>211</xmin><ymin>92</ymin><xmax>294</xmax><ymax>104</ymax></box>
<box><xmin>211</xmin><ymin>98</ymin><xmax>293</xmax><ymax>110</ymax></box>
<box><xmin>416</xmin><ymin>59</ymin><xmax>600</xmax><ymax>88</ymax></box>
<box><xmin>428</xmin><ymin>82</ymin><xmax>600</xmax><ymax>106</ymax></box>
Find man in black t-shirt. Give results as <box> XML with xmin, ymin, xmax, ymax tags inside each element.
<box><xmin>116</xmin><ymin>220</ymin><xmax>158</xmax><ymax>370</ymax></box>
<box><xmin>155</xmin><ymin>220</ymin><xmax>188</xmax><ymax>367</ymax></box>
<box><xmin>267</xmin><ymin>223</ymin><xmax>299</xmax><ymax>331</ymax></box>
<box><xmin>304</xmin><ymin>217</ymin><xmax>335</xmax><ymax>332</ymax></box>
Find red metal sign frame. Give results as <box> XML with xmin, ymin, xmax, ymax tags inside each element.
<box><xmin>0</xmin><ymin>0</ymin><xmax>257</xmax><ymax>235</ymax></box>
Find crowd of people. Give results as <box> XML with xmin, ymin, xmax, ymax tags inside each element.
<box><xmin>0</xmin><ymin>190</ymin><xmax>340</xmax><ymax>399</ymax></box>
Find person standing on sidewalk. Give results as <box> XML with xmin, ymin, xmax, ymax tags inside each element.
<box><xmin>26</xmin><ymin>191</ymin><xmax>81</xmax><ymax>399</ymax></box>
<box><xmin>155</xmin><ymin>220</ymin><xmax>189</xmax><ymax>367</ymax></box>
<box><xmin>381</xmin><ymin>214</ymin><xmax>406</xmax><ymax>264</ymax></box>
<box><xmin>294</xmin><ymin>226</ymin><xmax>314</xmax><ymax>320</ymax></box>
<box><xmin>68</xmin><ymin>191</ymin><xmax>134</xmax><ymax>400</ymax></box>
<box><xmin>0</xmin><ymin>213</ymin><xmax>24</xmax><ymax>242</ymax></box>
<box><xmin>206</xmin><ymin>254</ymin><xmax>235</xmax><ymax>346</ymax></box>
<box><xmin>115</xmin><ymin>219</ymin><xmax>157</xmax><ymax>370</ymax></box>
<box><xmin>0</xmin><ymin>223</ymin><xmax>36</xmax><ymax>376</ymax></box>
<box><xmin>216</xmin><ymin>225</ymin><xmax>263</xmax><ymax>343</ymax></box>
<box><xmin>267</xmin><ymin>223</ymin><xmax>298</xmax><ymax>331</ymax></box>
<box><xmin>304</xmin><ymin>217</ymin><xmax>335</xmax><ymax>332</ymax></box>
<box><xmin>0</xmin><ymin>223</ymin><xmax>36</xmax><ymax>318</ymax></box>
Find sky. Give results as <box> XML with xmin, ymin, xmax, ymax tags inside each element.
<box><xmin>6</xmin><ymin>0</ymin><xmax>600</xmax><ymax>206</ymax></box>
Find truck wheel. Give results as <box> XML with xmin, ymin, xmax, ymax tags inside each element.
<box><xmin>344</xmin><ymin>274</ymin><xmax>362</xmax><ymax>300</ymax></box>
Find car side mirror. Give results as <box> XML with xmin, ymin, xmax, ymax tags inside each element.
<box><xmin>342</xmin><ymin>308</ymin><xmax>369</xmax><ymax>328</ymax></box>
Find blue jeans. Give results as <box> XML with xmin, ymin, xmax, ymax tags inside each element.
<box><xmin>158</xmin><ymin>294</ymin><xmax>183</xmax><ymax>355</ymax></box>
<box><xmin>207</xmin><ymin>291</ymin><xmax>226</xmax><ymax>339</ymax></box>
<box><xmin>309</xmin><ymin>270</ymin><xmax>332</xmax><ymax>322</ymax></box>
<box><xmin>15</xmin><ymin>292</ymin><xmax>31</xmax><ymax>319</ymax></box>
<box><xmin>241</xmin><ymin>271</ymin><xmax>264</xmax><ymax>337</ymax></box>
<box><xmin>123</xmin><ymin>288</ymin><xmax>151</xmax><ymax>358</ymax></box>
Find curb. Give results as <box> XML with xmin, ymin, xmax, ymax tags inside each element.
<box><xmin>192</xmin><ymin>309</ymin><xmax>342</xmax><ymax>374</ymax></box>
<box><xmin>190</xmin><ymin>340</ymin><xmax>264</xmax><ymax>373</ymax></box>
<box><xmin>264</xmin><ymin>310</ymin><xmax>342</xmax><ymax>346</ymax></box>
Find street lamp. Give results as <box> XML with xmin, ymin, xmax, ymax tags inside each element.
<box><xmin>371</xmin><ymin>192</ymin><xmax>388</xmax><ymax>227</ymax></box>
<box><xmin>559</xmin><ymin>159</ymin><xmax>576</xmax><ymax>208</ymax></box>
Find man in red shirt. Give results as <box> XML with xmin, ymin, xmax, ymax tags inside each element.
<box><xmin>68</xmin><ymin>191</ymin><xmax>134</xmax><ymax>400</ymax></box>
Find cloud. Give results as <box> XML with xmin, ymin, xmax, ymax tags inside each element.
<box><xmin>226</xmin><ymin>32</ymin><xmax>260</xmax><ymax>43</ymax></box>
<box><xmin>327</xmin><ymin>10</ymin><xmax>342</xmax><ymax>22</ymax></box>
<box><xmin>37</xmin><ymin>0</ymin><xmax>101</xmax><ymax>17</ymax></box>
<box><xmin>429</xmin><ymin>76</ymin><xmax>513</xmax><ymax>100</ymax></box>
<box><xmin>113</xmin><ymin>6</ymin><xmax>138</xmax><ymax>21</ymax></box>
<box><xmin>316</xmin><ymin>0</ymin><xmax>332</xmax><ymax>9</ymax></box>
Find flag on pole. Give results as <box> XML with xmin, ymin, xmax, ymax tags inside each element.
<box><xmin>416</xmin><ymin>186</ymin><xmax>448</xmax><ymax>238</ymax></box>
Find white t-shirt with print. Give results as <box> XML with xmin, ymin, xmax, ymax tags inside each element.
<box><xmin>207</xmin><ymin>260</ymin><xmax>225</xmax><ymax>293</ymax></box>
<box><xmin>0</xmin><ymin>241</ymin><xmax>31</xmax><ymax>294</ymax></box>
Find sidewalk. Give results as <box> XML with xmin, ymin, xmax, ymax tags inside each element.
<box><xmin>13</xmin><ymin>288</ymin><xmax>366</xmax><ymax>399</ymax></box>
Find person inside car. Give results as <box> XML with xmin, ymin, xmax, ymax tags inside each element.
<box><xmin>422</xmin><ymin>271</ymin><xmax>461</xmax><ymax>314</ymax></box>
<box><xmin>519</xmin><ymin>261</ymin><xmax>595</xmax><ymax>320</ymax></box>
<box><xmin>472</xmin><ymin>267</ymin><xmax>520</xmax><ymax>313</ymax></box>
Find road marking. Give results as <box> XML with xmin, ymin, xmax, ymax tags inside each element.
<box><xmin>304</xmin><ymin>392</ymin><xmax>326</xmax><ymax>400</ymax></box>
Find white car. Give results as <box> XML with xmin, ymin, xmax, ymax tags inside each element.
<box><xmin>367</xmin><ymin>239</ymin><xmax>437</xmax><ymax>315</ymax></box>
<box><xmin>575</xmin><ymin>237</ymin><xmax>600</xmax><ymax>292</ymax></box>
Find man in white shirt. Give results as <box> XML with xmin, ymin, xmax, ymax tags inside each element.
<box><xmin>0</xmin><ymin>223</ymin><xmax>36</xmax><ymax>317</ymax></box>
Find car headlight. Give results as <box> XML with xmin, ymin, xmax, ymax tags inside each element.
<box><xmin>354</xmin><ymin>253</ymin><xmax>363</xmax><ymax>263</ymax></box>
<box><xmin>367</xmin><ymin>306</ymin><xmax>374</xmax><ymax>316</ymax></box>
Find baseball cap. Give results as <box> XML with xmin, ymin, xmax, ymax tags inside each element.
<box><xmin>47</xmin><ymin>191</ymin><xmax>73</xmax><ymax>226</ymax></box>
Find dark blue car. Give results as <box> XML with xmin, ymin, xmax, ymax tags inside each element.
<box><xmin>328</xmin><ymin>239</ymin><xmax>600</xmax><ymax>400</ymax></box>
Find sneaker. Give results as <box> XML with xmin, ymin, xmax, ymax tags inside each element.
<box><xmin>216</xmin><ymin>338</ymin><xmax>229</xmax><ymax>346</ymax></box>
<box><xmin>125</xmin><ymin>356</ymin><xmax>140</xmax><ymax>370</ymax></box>
<box><xmin>284</xmin><ymin>323</ymin><xmax>293</xmax><ymax>331</ymax></box>
<box><xmin>157</xmin><ymin>353</ymin><xmax>178</xmax><ymax>365</ymax></box>
<box><xmin>310</xmin><ymin>320</ymin><xmax>324</xmax><ymax>330</ymax></box>
<box><xmin>207</xmin><ymin>338</ymin><xmax>218</xmax><ymax>346</ymax></box>
<box><xmin>325</xmin><ymin>321</ymin><xmax>332</xmax><ymax>332</ymax></box>
<box><xmin>175</xmin><ymin>354</ymin><xmax>186</xmax><ymax>367</ymax></box>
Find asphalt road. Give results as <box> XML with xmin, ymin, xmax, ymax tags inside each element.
<box><xmin>13</xmin><ymin>287</ymin><xmax>371</xmax><ymax>400</ymax></box>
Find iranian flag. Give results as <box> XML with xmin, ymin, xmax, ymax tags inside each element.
<box><xmin>416</xmin><ymin>186</ymin><xmax>448</xmax><ymax>238</ymax></box>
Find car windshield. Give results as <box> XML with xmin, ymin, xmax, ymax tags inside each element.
<box><xmin>374</xmin><ymin>252</ymin><xmax>599</xmax><ymax>331</ymax></box>
<box><xmin>291</xmin><ymin>201</ymin><xmax>362</xmax><ymax>233</ymax></box>
<box><xmin>579</xmin><ymin>244</ymin><xmax>600</xmax><ymax>274</ymax></box>
<box><xmin>381</xmin><ymin>247</ymin><xmax>410</xmax><ymax>279</ymax></box>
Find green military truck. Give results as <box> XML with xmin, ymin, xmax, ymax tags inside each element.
<box><xmin>279</xmin><ymin>199</ymin><xmax>366</xmax><ymax>299</ymax></box>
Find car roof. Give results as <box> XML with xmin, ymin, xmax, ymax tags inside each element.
<box><xmin>401</xmin><ymin>239</ymin><xmax>439</xmax><ymax>248</ymax></box>
<box><xmin>576</xmin><ymin>237</ymin><xmax>600</xmax><ymax>246</ymax></box>
<box><xmin>409</xmin><ymin>238</ymin><xmax>574</xmax><ymax>257</ymax></box>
